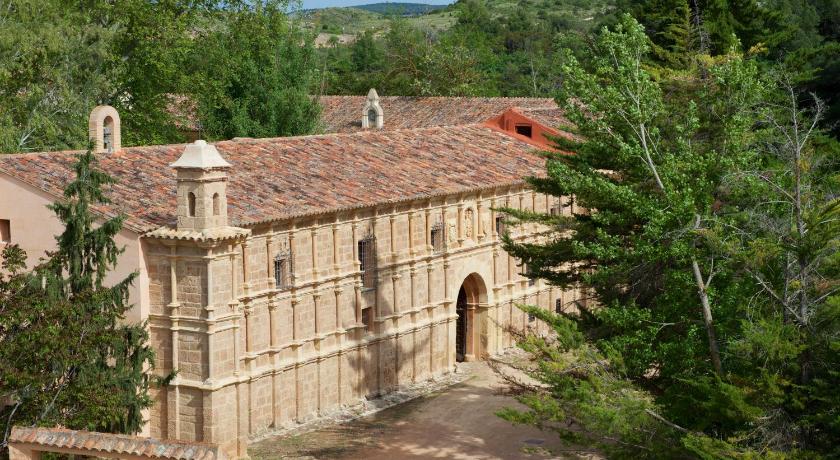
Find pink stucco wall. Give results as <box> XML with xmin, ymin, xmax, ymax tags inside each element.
<box><xmin>0</xmin><ymin>174</ymin><xmax>150</xmax><ymax>323</ymax></box>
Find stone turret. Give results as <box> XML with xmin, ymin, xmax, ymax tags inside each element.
<box><xmin>171</xmin><ymin>140</ymin><xmax>231</xmax><ymax>232</ymax></box>
<box><xmin>362</xmin><ymin>88</ymin><xmax>383</xmax><ymax>129</ymax></box>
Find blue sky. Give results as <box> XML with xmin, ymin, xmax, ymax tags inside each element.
<box><xmin>298</xmin><ymin>0</ymin><xmax>453</xmax><ymax>10</ymax></box>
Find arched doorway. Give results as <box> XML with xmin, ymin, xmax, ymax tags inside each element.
<box><xmin>455</xmin><ymin>273</ymin><xmax>487</xmax><ymax>362</ymax></box>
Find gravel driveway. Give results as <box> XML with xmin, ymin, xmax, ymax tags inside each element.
<box><xmin>249</xmin><ymin>361</ymin><xmax>598</xmax><ymax>460</ymax></box>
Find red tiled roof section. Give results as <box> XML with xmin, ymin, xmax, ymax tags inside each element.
<box><xmin>0</xmin><ymin>125</ymin><xmax>544</xmax><ymax>233</ymax></box>
<box><xmin>518</xmin><ymin>107</ymin><xmax>573</xmax><ymax>131</ymax></box>
<box><xmin>318</xmin><ymin>95</ymin><xmax>558</xmax><ymax>133</ymax></box>
<box><xmin>9</xmin><ymin>426</ymin><xmax>226</xmax><ymax>460</ymax></box>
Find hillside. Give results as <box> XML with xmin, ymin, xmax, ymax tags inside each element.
<box><xmin>303</xmin><ymin>0</ymin><xmax>611</xmax><ymax>37</ymax></box>
<box><xmin>353</xmin><ymin>2</ymin><xmax>449</xmax><ymax>15</ymax></box>
<box><xmin>302</xmin><ymin>4</ymin><xmax>455</xmax><ymax>35</ymax></box>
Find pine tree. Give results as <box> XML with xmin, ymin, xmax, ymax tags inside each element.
<box><xmin>0</xmin><ymin>149</ymin><xmax>159</xmax><ymax>454</ymax></box>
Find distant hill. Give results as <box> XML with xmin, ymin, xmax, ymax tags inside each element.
<box><xmin>352</xmin><ymin>2</ymin><xmax>449</xmax><ymax>15</ymax></box>
<box><xmin>301</xmin><ymin>3</ymin><xmax>455</xmax><ymax>35</ymax></box>
<box><xmin>301</xmin><ymin>0</ymin><xmax>610</xmax><ymax>37</ymax></box>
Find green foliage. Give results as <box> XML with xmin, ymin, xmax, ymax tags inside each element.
<box><xmin>0</xmin><ymin>1</ymin><xmax>117</xmax><ymax>153</ymax></box>
<box><xmin>0</xmin><ymin>0</ymin><xmax>322</xmax><ymax>153</ymax></box>
<box><xmin>0</xmin><ymin>150</ymin><xmax>162</xmax><ymax>454</ymax></box>
<box><xmin>191</xmin><ymin>1</ymin><xmax>321</xmax><ymax>139</ymax></box>
<box><xmin>499</xmin><ymin>14</ymin><xmax>840</xmax><ymax>458</ymax></box>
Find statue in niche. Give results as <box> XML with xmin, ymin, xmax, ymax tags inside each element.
<box><xmin>464</xmin><ymin>208</ymin><xmax>474</xmax><ymax>239</ymax></box>
<box><xmin>448</xmin><ymin>222</ymin><xmax>457</xmax><ymax>243</ymax></box>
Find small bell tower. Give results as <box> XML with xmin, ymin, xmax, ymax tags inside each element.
<box><xmin>170</xmin><ymin>140</ymin><xmax>231</xmax><ymax>232</ymax></box>
<box><xmin>89</xmin><ymin>105</ymin><xmax>121</xmax><ymax>154</ymax></box>
<box><xmin>362</xmin><ymin>88</ymin><xmax>384</xmax><ymax>129</ymax></box>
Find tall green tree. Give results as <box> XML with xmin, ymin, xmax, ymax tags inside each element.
<box><xmin>192</xmin><ymin>0</ymin><xmax>321</xmax><ymax>139</ymax></box>
<box><xmin>0</xmin><ymin>1</ymin><xmax>117</xmax><ymax>153</ymax></box>
<box><xmin>498</xmin><ymin>14</ymin><xmax>840</xmax><ymax>458</ymax></box>
<box><xmin>0</xmin><ymin>150</ymin><xmax>159</xmax><ymax>454</ymax></box>
<box><xmin>104</xmin><ymin>0</ymin><xmax>212</xmax><ymax>146</ymax></box>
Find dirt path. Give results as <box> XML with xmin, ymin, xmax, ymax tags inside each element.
<box><xmin>249</xmin><ymin>362</ymin><xmax>597</xmax><ymax>460</ymax></box>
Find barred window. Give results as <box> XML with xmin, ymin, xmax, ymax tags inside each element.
<box><xmin>358</xmin><ymin>235</ymin><xmax>377</xmax><ymax>289</ymax></box>
<box><xmin>361</xmin><ymin>307</ymin><xmax>373</xmax><ymax>331</ymax></box>
<box><xmin>495</xmin><ymin>214</ymin><xmax>506</xmax><ymax>236</ymax></box>
<box><xmin>555</xmin><ymin>298</ymin><xmax>563</xmax><ymax>314</ymax></box>
<box><xmin>430</xmin><ymin>222</ymin><xmax>445</xmax><ymax>253</ymax></box>
<box><xmin>274</xmin><ymin>251</ymin><xmax>292</xmax><ymax>290</ymax></box>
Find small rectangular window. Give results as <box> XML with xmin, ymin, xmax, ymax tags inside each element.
<box><xmin>495</xmin><ymin>215</ymin><xmax>506</xmax><ymax>237</ymax></box>
<box><xmin>430</xmin><ymin>222</ymin><xmax>445</xmax><ymax>253</ymax></box>
<box><xmin>0</xmin><ymin>220</ymin><xmax>9</xmax><ymax>243</ymax></box>
<box><xmin>526</xmin><ymin>264</ymin><xmax>536</xmax><ymax>287</ymax></box>
<box><xmin>274</xmin><ymin>252</ymin><xmax>292</xmax><ymax>290</ymax></box>
<box><xmin>549</xmin><ymin>198</ymin><xmax>562</xmax><ymax>216</ymax></box>
<box><xmin>555</xmin><ymin>298</ymin><xmax>563</xmax><ymax>314</ymax></box>
<box><xmin>528</xmin><ymin>312</ymin><xmax>536</xmax><ymax>322</ymax></box>
<box><xmin>358</xmin><ymin>236</ymin><xmax>377</xmax><ymax>289</ymax></box>
<box><xmin>361</xmin><ymin>307</ymin><xmax>373</xmax><ymax>331</ymax></box>
<box><xmin>515</xmin><ymin>124</ymin><xmax>533</xmax><ymax>138</ymax></box>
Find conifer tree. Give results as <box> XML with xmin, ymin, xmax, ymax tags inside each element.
<box><xmin>497</xmin><ymin>15</ymin><xmax>840</xmax><ymax>458</ymax></box>
<box><xmin>0</xmin><ymin>149</ymin><xmax>158</xmax><ymax>454</ymax></box>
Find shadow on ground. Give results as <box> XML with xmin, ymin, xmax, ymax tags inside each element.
<box><xmin>249</xmin><ymin>362</ymin><xmax>599</xmax><ymax>460</ymax></box>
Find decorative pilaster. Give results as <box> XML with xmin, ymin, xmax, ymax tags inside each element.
<box><xmin>310</xmin><ymin>228</ymin><xmax>318</xmax><ymax>281</ymax></box>
<box><xmin>332</xmin><ymin>223</ymin><xmax>340</xmax><ymax>275</ymax></box>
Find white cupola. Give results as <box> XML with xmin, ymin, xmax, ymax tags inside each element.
<box><xmin>362</xmin><ymin>88</ymin><xmax>383</xmax><ymax>129</ymax></box>
<box><xmin>170</xmin><ymin>140</ymin><xmax>232</xmax><ymax>232</ymax></box>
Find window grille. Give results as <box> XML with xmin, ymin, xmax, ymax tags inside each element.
<box><xmin>361</xmin><ymin>307</ymin><xmax>373</xmax><ymax>331</ymax></box>
<box><xmin>274</xmin><ymin>250</ymin><xmax>292</xmax><ymax>290</ymax></box>
<box><xmin>555</xmin><ymin>298</ymin><xmax>563</xmax><ymax>314</ymax></box>
<box><xmin>495</xmin><ymin>214</ymin><xmax>506</xmax><ymax>237</ymax></box>
<box><xmin>358</xmin><ymin>235</ymin><xmax>377</xmax><ymax>289</ymax></box>
<box><xmin>430</xmin><ymin>222</ymin><xmax>445</xmax><ymax>253</ymax></box>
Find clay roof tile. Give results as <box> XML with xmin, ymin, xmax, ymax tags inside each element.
<box><xmin>0</xmin><ymin>125</ymin><xmax>546</xmax><ymax>233</ymax></box>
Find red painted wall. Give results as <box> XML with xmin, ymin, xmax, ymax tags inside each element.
<box><xmin>483</xmin><ymin>108</ymin><xmax>567</xmax><ymax>150</ymax></box>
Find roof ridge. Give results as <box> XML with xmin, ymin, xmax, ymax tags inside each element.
<box><xmin>0</xmin><ymin>148</ymin><xmax>87</xmax><ymax>158</ymax></box>
<box><xmin>216</xmin><ymin>123</ymin><xmax>492</xmax><ymax>146</ymax></box>
<box><xmin>318</xmin><ymin>94</ymin><xmax>555</xmax><ymax>101</ymax></box>
<box><xmin>0</xmin><ymin>123</ymin><xmax>506</xmax><ymax>158</ymax></box>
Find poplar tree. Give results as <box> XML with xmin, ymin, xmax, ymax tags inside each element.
<box><xmin>0</xmin><ymin>150</ymin><xmax>158</xmax><ymax>454</ymax></box>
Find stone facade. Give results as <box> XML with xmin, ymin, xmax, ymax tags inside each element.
<box><xmin>0</xmin><ymin>99</ymin><xmax>580</xmax><ymax>460</ymax></box>
<box><xmin>144</xmin><ymin>152</ymin><xmax>577</xmax><ymax>458</ymax></box>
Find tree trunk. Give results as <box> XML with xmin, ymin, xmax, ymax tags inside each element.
<box><xmin>692</xmin><ymin>257</ymin><xmax>723</xmax><ymax>375</ymax></box>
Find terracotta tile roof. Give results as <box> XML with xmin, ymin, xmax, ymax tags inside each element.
<box><xmin>0</xmin><ymin>125</ymin><xmax>544</xmax><ymax>233</ymax></box>
<box><xmin>9</xmin><ymin>426</ymin><xmax>226</xmax><ymax>460</ymax></box>
<box><xmin>518</xmin><ymin>107</ymin><xmax>572</xmax><ymax>131</ymax></box>
<box><xmin>318</xmin><ymin>95</ymin><xmax>558</xmax><ymax>133</ymax></box>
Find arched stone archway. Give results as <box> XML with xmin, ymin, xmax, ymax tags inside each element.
<box><xmin>455</xmin><ymin>273</ymin><xmax>488</xmax><ymax>362</ymax></box>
